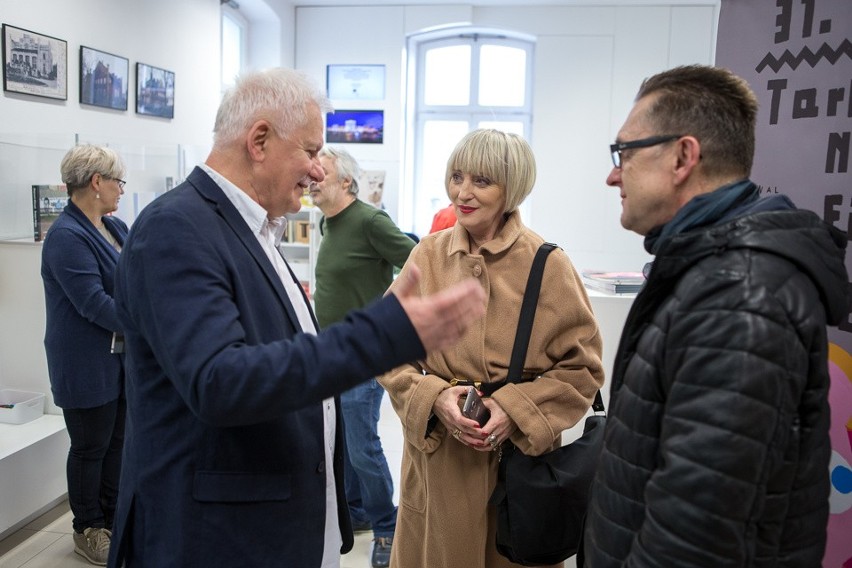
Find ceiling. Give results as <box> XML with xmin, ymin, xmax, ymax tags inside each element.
<box><xmin>234</xmin><ymin>0</ymin><xmax>716</xmax><ymax>23</ymax></box>
<box><xmin>286</xmin><ymin>0</ymin><xmax>712</xmax><ymax>6</ymax></box>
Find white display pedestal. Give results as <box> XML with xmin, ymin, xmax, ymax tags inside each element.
<box><xmin>562</xmin><ymin>289</ymin><xmax>635</xmax><ymax>444</ymax></box>
<box><xmin>0</xmin><ymin>414</ymin><xmax>69</xmax><ymax>539</ymax></box>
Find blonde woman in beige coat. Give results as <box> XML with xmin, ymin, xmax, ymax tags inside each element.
<box><xmin>379</xmin><ymin>129</ymin><xmax>604</xmax><ymax>568</ymax></box>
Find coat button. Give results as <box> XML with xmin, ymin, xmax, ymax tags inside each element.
<box><xmin>473</xmin><ymin>264</ymin><xmax>482</xmax><ymax>277</ymax></box>
<box><xmin>317</xmin><ymin>461</ymin><xmax>326</xmax><ymax>473</ymax></box>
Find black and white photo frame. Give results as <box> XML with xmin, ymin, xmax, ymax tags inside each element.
<box><xmin>2</xmin><ymin>23</ymin><xmax>67</xmax><ymax>100</ymax></box>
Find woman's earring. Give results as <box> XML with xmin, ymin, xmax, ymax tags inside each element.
<box><xmin>96</xmin><ymin>193</ymin><xmax>100</xmax><ymax>199</ymax></box>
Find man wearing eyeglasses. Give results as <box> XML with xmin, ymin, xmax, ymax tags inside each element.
<box><xmin>583</xmin><ymin>65</ymin><xmax>848</xmax><ymax>567</ymax></box>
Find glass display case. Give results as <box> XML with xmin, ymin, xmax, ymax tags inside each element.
<box><xmin>0</xmin><ymin>133</ymin><xmax>208</xmax><ymax>242</ymax></box>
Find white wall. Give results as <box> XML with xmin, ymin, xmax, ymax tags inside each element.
<box><xmin>294</xmin><ymin>2</ymin><xmax>719</xmax><ymax>273</ymax></box>
<box><xmin>0</xmin><ymin>0</ymin><xmax>221</xmax><ymax>147</ymax></box>
<box><xmin>295</xmin><ymin>5</ymin><xmax>409</xmax><ymax>222</ymax></box>
<box><xmin>0</xmin><ymin>0</ymin><xmax>226</xmax><ymax>239</ymax></box>
<box><xmin>0</xmin><ymin>0</ymin><xmax>231</xmax><ymax>409</ymax></box>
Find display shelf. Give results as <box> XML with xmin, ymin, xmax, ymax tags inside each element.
<box><xmin>0</xmin><ymin>413</ymin><xmax>69</xmax><ymax>539</ymax></box>
<box><xmin>0</xmin><ymin>414</ymin><xmax>65</xmax><ymax>461</ymax></box>
<box><xmin>561</xmin><ymin>292</ymin><xmax>635</xmax><ymax>445</ymax></box>
<box><xmin>0</xmin><ymin>133</ymin><xmax>76</xmax><ymax>241</ymax></box>
<box><xmin>0</xmin><ymin>238</ymin><xmax>42</xmax><ymax>246</ymax></box>
<box><xmin>279</xmin><ymin>206</ymin><xmax>322</xmax><ymax>300</ymax></box>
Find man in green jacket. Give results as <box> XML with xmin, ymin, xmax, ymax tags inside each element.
<box><xmin>310</xmin><ymin>146</ymin><xmax>415</xmax><ymax>568</ymax></box>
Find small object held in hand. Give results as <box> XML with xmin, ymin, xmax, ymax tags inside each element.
<box><xmin>462</xmin><ymin>385</ymin><xmax>491</xmax><ymax>426</ymax></box>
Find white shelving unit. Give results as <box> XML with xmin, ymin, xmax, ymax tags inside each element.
<box><xmin>279</xmin><ymin>206</ymin><xmax>323</xmax><ymax>301</ymax></box>
<box><xmin>0</xmin><ymin>414</ymin><xmax>69</xmax><ymax>539</ymax></box>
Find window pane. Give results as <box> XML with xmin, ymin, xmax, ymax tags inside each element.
<box><xmin>221</xmin><ymin>14</ymin><xmax>241</xmax><ymax>87</ymax></box>
<box><xmin>421</xmin><ymin>120</ymin><xmax>469</xmax><ymax>206</ymax></box>
<box><xmin>477</xmin><ymin>121</ymin><xmax>525</xmax><ymax>136</ymax></box>
<box><xmin>478</xmin><ymin>45</ymin><xmax>526</xmax><ymax>107</ymax></box>
<box><xmin>424</xmin><ymin>46</ymin><xmax>471</xmax><ymax>106</ymax></box>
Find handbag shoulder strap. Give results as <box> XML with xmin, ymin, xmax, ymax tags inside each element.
<box><xmin>507</xmin><ymin>242</ymin><xmax>557</xmax><ymax>383</ymax></box>
<box><xmin>506</xmin><ymin>242</ymin><xmax>606</xmax><ymax>413</ymax></box>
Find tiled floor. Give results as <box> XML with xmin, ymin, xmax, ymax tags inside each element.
<box><xmin>0</xmin><ymin>394</ymin><xmax>576</xmax><ymax>568</ymax></box>
<box><xmin>0</xmin><ymin>500</ymin><xmax>377</xmax><ymax>568</ymax></box>
<box><xmin>0</xmin><ymin>395</ymin><xmax>403</xmax><ymax>568</ymax></box>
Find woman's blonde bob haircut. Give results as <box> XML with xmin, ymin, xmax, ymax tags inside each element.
<box><xmin>444</xmin><ymin>129</ymin><xmax>536</xmax><ymax>213</ymax></box>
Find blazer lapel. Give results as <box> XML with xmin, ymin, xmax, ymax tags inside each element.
<box><xmin>186</xmin><ymin>167</ymin><xmax>304</xmax><ymax>333</ymax></box>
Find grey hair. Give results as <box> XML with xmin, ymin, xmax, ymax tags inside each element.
<box><xmin>445</xmin><ymin>129</ymin><xmax>536</xmax><ymax>213</ymax></box>
<box><xmin>60</xmin><ymin>144</ymin><xmax>125</xmax><ymax>197</ymax></box>
<box><xmin>319</xmin><ymin>146</ymin><xmax>360</xmax><ymax>195</ymax></box>
<box><xmin>213</xmin><ymin>67</ymin><xmax>333</xmax><ymax>147</ymax></box>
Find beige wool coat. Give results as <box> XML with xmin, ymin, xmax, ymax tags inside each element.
<box><xmin>379</xmin><ymin>211</ymin><xmax>604</xmax><ymax>568</ymax></box>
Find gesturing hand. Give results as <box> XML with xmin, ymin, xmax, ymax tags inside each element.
<box><xmin>393</xmin><ymin>264</ymin><xmax>485</xmax><ymax>353</ymax></box>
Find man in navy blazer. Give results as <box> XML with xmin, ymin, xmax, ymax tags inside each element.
<box><xmin>108</xmin><ymin>68</ymin><xmax>485</xmax><ymax>567</ymax></box>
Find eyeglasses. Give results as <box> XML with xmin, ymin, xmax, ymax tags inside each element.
<box><xmin>109</xmin><ymin>177</ymin><xmax>126</xmax><ymax>190</ymax></box>
<box><xmin>99</xmin><ymin>175</ymin><xmax>126</xmax><ymax>189</ymax></box>
<box><xmin>610</xmin><ymin>134</ymin><xmax>683</xmax><ymax>168</ymax></box>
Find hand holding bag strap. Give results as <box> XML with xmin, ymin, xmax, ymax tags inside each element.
<box><xmin>507</xmin><ymin>242</ymin><xmax>604</xmax><ymax>411</ymax></box>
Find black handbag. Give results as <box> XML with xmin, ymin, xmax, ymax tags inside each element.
<box><xmin>489</xmin><ymin>242</ymin><xmax>606</xmax><ymax>566</ymax></box>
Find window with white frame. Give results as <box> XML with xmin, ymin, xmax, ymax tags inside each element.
<box><xmin>221</xmin><ymin>4</ymin><xmax>246</xmax><ymax>92</ymax></box>
<box><xmin>409</xmin><ymin>31</ymin><xmax>534</xmax><ymax>236</ymax></box>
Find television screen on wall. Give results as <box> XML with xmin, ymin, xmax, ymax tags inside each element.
<box><xmin>325</xmin><ymin>110</ymin><xmax>383</xmax><ymax>144</ymax></box>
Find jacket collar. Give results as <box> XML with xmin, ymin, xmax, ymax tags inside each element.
<box><xmin>186</xmin><ymin>166</ymin><xmax>316</xmax><ymax>333</ymax></box>
<box><xmin>652</xmin><ymin>208</ymin><xmax>847</xmax><ymax>323</ymax></box>
<box><xmin>447</xmin><ymin>210</ymin><xmax>523</xmax><ymax>256</ymax></box>
<box><xmin>63</xmin><ymin>200</ymin><xmax>124</xmax><ymax>254</ymax></box>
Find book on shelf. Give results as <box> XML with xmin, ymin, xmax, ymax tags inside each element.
<box><xmin>581</xmin><ymin>270</ymin><xmax>645</xmax><ymax>294</ymax></box>
<box><xmin>32</xmin><ymin>184</ymin><xmax>68</xmax><ymax>241</ymax></box>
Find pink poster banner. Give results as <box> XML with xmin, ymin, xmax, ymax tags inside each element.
<box><xmin>716</xmin><ymin>1</ymin><xmax>851</xmax><ymax>565</ymax></box>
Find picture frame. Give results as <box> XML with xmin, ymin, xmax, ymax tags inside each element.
<box><xmin>2</xmin><ymin>24</ymin><xmax>67</xmax><ymax>100</ymax></box>
<box><xmin>80</xmin><ymin>46</ymin><xmax>128</xmax><ymax>111</ymax></box>
<box><xmin>326</xmin><ymin>110</ymin><xmax>384</xmax><ymax>144</ymax></box>
<box><xmin>136</xmin><ymin>62</ymin><xmax>174</xmax><ymax>118</ymax></box>
<box><xmin>326</xmin><ymin>64</ymin><xmax>385</xmax><ymax>100</ymax></box>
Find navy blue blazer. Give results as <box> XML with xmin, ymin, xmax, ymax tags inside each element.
<box><xmin>41</xmin><ymin>200</ymin><xmax>127</xmax><ymax>409</ymax></box>
<box><xmin>109</xmin><ymin>167</ymin><xmax>424</xmax><ymax>567</ymax></box>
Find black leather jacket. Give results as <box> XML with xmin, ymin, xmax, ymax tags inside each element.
<box><xmin>584</xmin><ymin>208</ymin><xmax>848</xmax><ymax>567</ymax></box>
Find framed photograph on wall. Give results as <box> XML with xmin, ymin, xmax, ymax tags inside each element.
<box><xmin>326</xmin><ymin>64</ymin><xmax>385</xmax><ymax>100</ymax></box>
<box><xmin>326</xmin><ymin>110</ymin><xmax>384</xmax><ymax>144</ymax></box>
<box><xmin>136</xmin><ymin>62</ymin><xmax>174</xmax><ymax>118</ymax></box>
<box><xmin>80</xmin><ymin>46</ymin><xmax>128</xmax><ymax>111</ymax></box>
<box><xmin>2</xmin><ymin>24</ymin><xmax>67</xmax><ymax>100</ymax></box>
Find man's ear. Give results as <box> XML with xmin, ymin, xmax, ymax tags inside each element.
<box><xmin>673</xmin><ymin>135</ymin><xmax>701</xmax><ymax>185</ymax></box>
<box><xmin>247</xmin><ymin>120</ymin><xmax>272</xmax><ymax>162</ymax></box>
<box><xmin>341</xmin><ymin>177</ymin><xmax>352</xmax><ymax>192</ymax></box>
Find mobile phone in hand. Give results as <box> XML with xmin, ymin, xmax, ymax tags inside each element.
<box><xmin>462</xmin><ymin>386</ymin><xmax>491</xmax><ymax>427</ymax></box>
